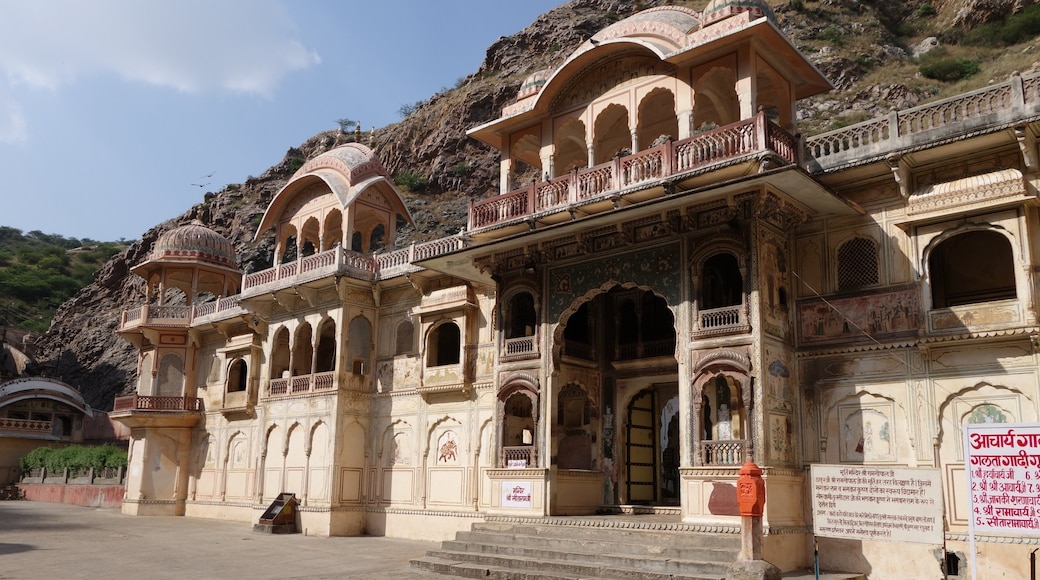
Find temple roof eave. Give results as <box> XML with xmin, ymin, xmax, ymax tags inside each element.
<box><xmin>254</xmin><ymin>169</ymin><xmax>414</xmax><ymax>242</ymax></box>
<box><xmin>0</xmin><ymin>377</ymin><xmax>93</xmax><ymax>417</ymax></box>
<box><xmin>664</xmin><ymin>17</ymin><xmax>832</xmax><ymax>99</ymax></box>
<box><xmin>467</xmin><ymin>39</ymin><xmax>667</xmax><ymax>150</ymax></box>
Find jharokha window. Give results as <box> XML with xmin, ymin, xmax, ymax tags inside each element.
<box><xmin>505</xmin><ymin>292</ymin><xmax>536</xmax><ymax>339</ymax></box>
<box><xmin>428</xmin><ymin>322</ymin><xmax>461</xmax><ymax>366</ymax></box>
<box><xmin>837</xmin><ymin>237</ymin><xmax>879</xmax><ymax>291</ymax></box>
<box><xmin>701</xmin><ymin>253</ymin><xmax>743</xmax><ymax>310</ymax></box>
<box><xmin>929</xmin><ymin>230</ymin><xmax>1016</xmax><ymax>308</ymax></box>
<box><xmin>227</xmin><ymin>359</ymin><xmax>247</xmax><ymax>393</ymax></box>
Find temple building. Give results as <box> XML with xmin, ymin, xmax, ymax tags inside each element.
<box><xmin>110</xmin><ymin>3</ymin><xmax>1040</xmax><ymax>577</ymax></box>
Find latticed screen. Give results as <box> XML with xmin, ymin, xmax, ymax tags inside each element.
<box><xmin>837</xmin><ymin>237</ymin><xmax>879</xmax><ymax>290</ymax></box>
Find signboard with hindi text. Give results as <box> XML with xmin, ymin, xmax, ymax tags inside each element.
<box><xmin>965</xmin><ymin>423</ymin><xmax>1040</xmax><ymax>535</ymax></box>
<box><xmin>501</xmin><ymin>481</ymin><xmax>533</xmax><ymax>509</ymax></box>
<box><xmin>810</xmin><ymin>464</ymin><xmax>944</xmax><ymax>544</ymax></box>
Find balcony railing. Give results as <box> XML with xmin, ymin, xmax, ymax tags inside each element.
<box><xmin>562</xmin><ymin>339</ymin><xmax>594</xmax><ymax>361</ymax></box>
<box><xmin>806</xmin><ymin>70</ymin><xmax>1040</xmax><ymax>172</ymax></box>
<box><xmin>112</xmin><ymin>394</ymin><xmax>202</xmax><ymax>412</ymax></box>
<box><xmin>616</xmin><ymin>338</ymin><xmax>676</xmax><ymax>360</ymax></box>
<box><xmin>241</xmin><ymin>238</ymin><xmax>467</xmax><ymax>294</ymax></box>
<box><xmin>701</xmin><ymin>439</ymin><xmax>746</xmax><ymax>466</ymax></box>
<box><xmin>502</xmin><ymin>445</ymin><xmax>535</xmax><ymax>468</ymax></box>
<box><xmin>502</xmin><ymin>335</ymin><xmax>537</xmax><ymax>360</ymax></box>
<box><xmin>694</xmin><ymin>303</ymin><xmax>749</xmax><ymax>338</ymax></box>
<box><xmin>120</xmin><ymin>298</ymin><xmax>242</xmax><ymax>331</ymax></box>
<box><xmin>469</xmin><ymin>112</ymin><xmax>797</xmax><ymax>231</ymax></box>
<box><xmin>0</xmin><ymin>417</ymin><xmax>52</xmax><ymax>435</ymax></box>
<box><xmin>264</xmin><ymin>371</ymin><xmax>337</xmax><ymax>398</ymax></box>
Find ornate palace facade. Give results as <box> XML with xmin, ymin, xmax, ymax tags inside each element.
<box><xmin>111</xmin><ymin>3</ymin><xmax>1040</xmax><ymax>577</ymax></box>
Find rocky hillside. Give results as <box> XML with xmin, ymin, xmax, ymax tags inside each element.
<box><xmin>35</xmin><ymin>0</ymin><xmax>1039</xmax><ymax>410</ymax></box>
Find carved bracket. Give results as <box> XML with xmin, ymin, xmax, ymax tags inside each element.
<box><xmin>887</xmin><ymin>153</ymin><xmax>911</xmax><ymax>200</ymax></box>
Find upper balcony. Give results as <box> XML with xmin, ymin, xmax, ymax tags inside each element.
<box><xmin>119</xmin><ymin>237</ymin><xmax>471</xmax><ymax>332</ymax></box>
<box><xmin>805</xmin><ymin>71</ymin><xmax>1040</xmax><ymax>173</ymax></box>
<box><xmin>467</xmin><ymin>113</ymin><xmax>799</xmax><ymax>234</ymax></box>
<box><xmin>239</xmin><ymin>238</ymin><xmax>466</xmax><ymax>298</ymax></box>
<box><xmin>110</xmin><ymin>394</ymin><xmax>203</xmax><ymax>429</ymax></box>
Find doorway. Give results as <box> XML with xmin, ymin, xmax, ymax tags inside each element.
<box><xmin>624</xmin><ymin>383</ymin><xmax>679</xmax><ymax>506</ymax></box>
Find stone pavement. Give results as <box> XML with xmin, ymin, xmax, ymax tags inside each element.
<box><xmin>0</xmin><ymin>501</ymin><xmax>441</xmax><ymax>579</ymax></box>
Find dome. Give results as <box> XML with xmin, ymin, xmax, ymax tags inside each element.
<box><xmin>702</xmin><ymin>0</ymin><xmax>777</xmax><ymax>26</ymax></box>
<box><xmin>292</xmin><ymin>142</ymin><xmax>388</xmax><ymax>184</ymax></box>
<box><xmin>150</xmin><ymin>220</ymin><xmax>237</xmax><ymax>270</ymax></box>
<box><xmin>517</xmin><ymin>68</ymin><xmax>552</xmax><ymax>100</ymax></box>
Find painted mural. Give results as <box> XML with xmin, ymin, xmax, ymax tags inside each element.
<box><xmin>838</xmin><ymin>405</ymin><xmax>894</xmax><ymax>463</ymax></box>
<box><xmin>768</xmin><ymin>413</ymin><xmax>793</xmax><ymax>463</ymax></box>
<box><xmin>798</xmin><ymin>285</ymin><xmax>918</xmax><ymax>346</ymax></box>
<box><xmin>548</xmin><ymin>243</ymin><xmax>681</xmax><ymax>321</ymax></box>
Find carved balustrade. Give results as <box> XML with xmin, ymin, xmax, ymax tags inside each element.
<box><xmin>502</xmin><ymin>445</ymin><xmax>536</xmax><ymax>468</ymax></box>
<box><xmin>693</xmin><ymin>303</ymin><xmax>749</xmax><ymax>338</ymax></box>
<box><xmin>701</xmin><ymin>439</ymin><xmax>746</xmax><ymax>466</ymax></box>
<box><xmin>264</xmin><ymin>371</ymin><xmax>339</xmax><ymax>398</ymax></box>
<box><xmin>0</xmin><ymin>417</ymin><xmax>52</xmax><ymax>435</ymax></box>
<box><xmin>112</xmin><ymin>394</ymin><xmax>202</xmax><ymax>412</ymax></box>
<box><xmin>502</xmin><ymin>336</ymin><xmax>538</xmax><ymax>360</ymax></box>
<box><xmin>806</xmin><ymin>71</ymin><xmax>1040</xmax><ymax>170</ymax></box>
<box><xmin>469</xmin><ymin>112</ymin><xmax>793</xmax><ymax>230</ymax></box>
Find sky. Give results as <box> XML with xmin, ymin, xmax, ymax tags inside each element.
<box><xmin>0</xmin><ymin>0</ymin><xmax>564</xmax><ymax>242</ymax></box>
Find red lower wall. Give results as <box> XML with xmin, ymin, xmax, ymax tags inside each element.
<box><xmin>18</xmin><ymin>483</ymin><xmax>123</xmax><ymax>508</ymax></box>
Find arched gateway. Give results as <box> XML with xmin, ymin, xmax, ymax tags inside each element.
<box><xmin>551</xmin><ymin>283</ymin><xmax>680</xmax><ymax>511</ymax></box>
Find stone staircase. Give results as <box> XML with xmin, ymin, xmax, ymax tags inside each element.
<box><xmin>411</xmin><ymin>518</ymin><xmax>740</xmax><ymax>579</ymax></box>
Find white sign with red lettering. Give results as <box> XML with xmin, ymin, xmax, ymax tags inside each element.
<box><xmin>501</xmin><ymin>481</ymin><xmax>532</xmax><ymax>508</ymax></box>
<box><xmin>964</xmin><ymin>423</ymin><xmax>1040</xmax><ymax>535</ymax></box>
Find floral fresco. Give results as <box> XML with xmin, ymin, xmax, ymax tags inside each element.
<box><xmin>548</xmin><ymin>243</ymin><xmax>682</xmax><ymax>321</ymax></box>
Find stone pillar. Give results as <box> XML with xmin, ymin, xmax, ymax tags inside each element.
<box><xmin>728</xmin><ymin>460</ymin><xmax>780</xmax><ymax>580</ymax></box>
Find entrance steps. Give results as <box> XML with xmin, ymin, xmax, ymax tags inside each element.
<box><xmin>411</xmin><ymin>517</ymin><xmax>740</xmax><ymax>579</ymax></box>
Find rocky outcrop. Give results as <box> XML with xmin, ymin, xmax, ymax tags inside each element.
<box><xmin>33</xmin><ymin>0</ymin><xmax>1032</xmax><ymax>409</ymax></box>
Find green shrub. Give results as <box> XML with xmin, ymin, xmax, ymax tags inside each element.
<box><xmin>451</xmin><ymin>162</ymin><xmax>471</xmax><ymax>178</ymax></box>
<box><xmin>917</xmin><ymin>3</ymin><xmax>936</xmax><ymax>17</ymax></box>
<box><xmin>394</xmin><ymin>170</ymin><xmax>429</xmax><ymax>192</ymax></box>
<box><xmin>19</xmin><ymin>445</ymin><xmax>127</xmax><ymax>473</ymax></box>
<box><xmin>919</xmin><ymin>57</ymin><xmax>979</xmax><ymax>81</ymax></box>
<box><xmin>962</xmin><ymin>5</ymin><xmax>1040</xmax><ymax>46</ymax></box>
<box><xmin>817</xmin><ymin>26</ymin><xmax>843</xmax><ymax>45</ymax></box>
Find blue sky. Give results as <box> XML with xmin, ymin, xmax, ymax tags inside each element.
<box><xmin>0</xmin><ymin>0</ymin><xmax>563</xmax><ymax>242</ymax></box>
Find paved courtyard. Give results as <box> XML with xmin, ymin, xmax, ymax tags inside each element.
<box><xmin>0</xmin><ymin>501</ymin><xmax>441</xmax><ymax>579</ymax></box>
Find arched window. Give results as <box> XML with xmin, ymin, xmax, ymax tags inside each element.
<box><xmin>281</xmin><ymin>236</ymin><xmax>298</xmax><ymax>264</ymax></box>
<box><xmin>369</xmin><ymin>224</ymin><xmax>386</xmax><ymax>253</ymax></box>
<box><xmin>227</xmin><ymin>359</ymin><xmax>248</xmax><ymax>393</ymax></box>
<box><xmin>292</xmin><ymin>324</ymin><xmax>313</xmax><ymax>376</ymax></box>
<box><xmin>929</xmin><ymin>230</ymin><xmax>1016</xmax><ymax>308</ymax></box>
<box><xmin>315</xmin><ymin>319</ymin><xmax>337</xmax><ymax>373</ymax></box>
<box><xmin>504</xmin><ymin>392</ymin><xmax>535</xmax><ymax>445</ymax></box>
<box><xmin>156</xmin><ymin>353</ymin><xmax>184</xmax><ymax>397</ymax></box>
<box><xmin>270</xmin><ymin>327</ymin><xmax>290</xmax><ymax>379</ymax></box>
<box><xmin>837</xmin><ymin>237</ymin><xmax>879</xmax><ymax>291</ymax></box>
<box><xmin>428</xmin><ymin>322</ymin><xmax>461</xmax><ymax>366</ymax></box>
<box><xmin>505</xmin><ymin>292</ymin><xmax>537</xmax><ymax>339</ymax></box>
<box><xmin>637</xmin><ymin>88</ymin><xmax>678</xmax><ymax>152</ymax></box>
<box><xmin>701</xmin><ymin>253</ymin><xmax>743</xmax><ymax>310</ymax></box>
<box><xmin>347</xmin><ymin>316</ymin><xmax>372</xmax><ymax>375</ymax></box>
<box><xmin>593</xmin><ymin>104</ymin><xmax>631</xmax><ymax>165</ymax></box>
<box><xmin>351</xmin><ymin>231</ymin><xmax>363</xmax><ymax>252</ymax></box>
<box><xmin>395</xmin><ymin>319</ymin><xmax>414</xmax><ymax>355</ymax></box>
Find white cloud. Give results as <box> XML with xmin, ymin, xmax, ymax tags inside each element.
<box><xmin>0</xmin><ymin>92</ymin><xmax>26</xmax><ymax>143</ymax></box>
<box><xmin>0</xmin><ymin>0</ymin><xmax>320</xmax><ymax>95</ymax></box>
